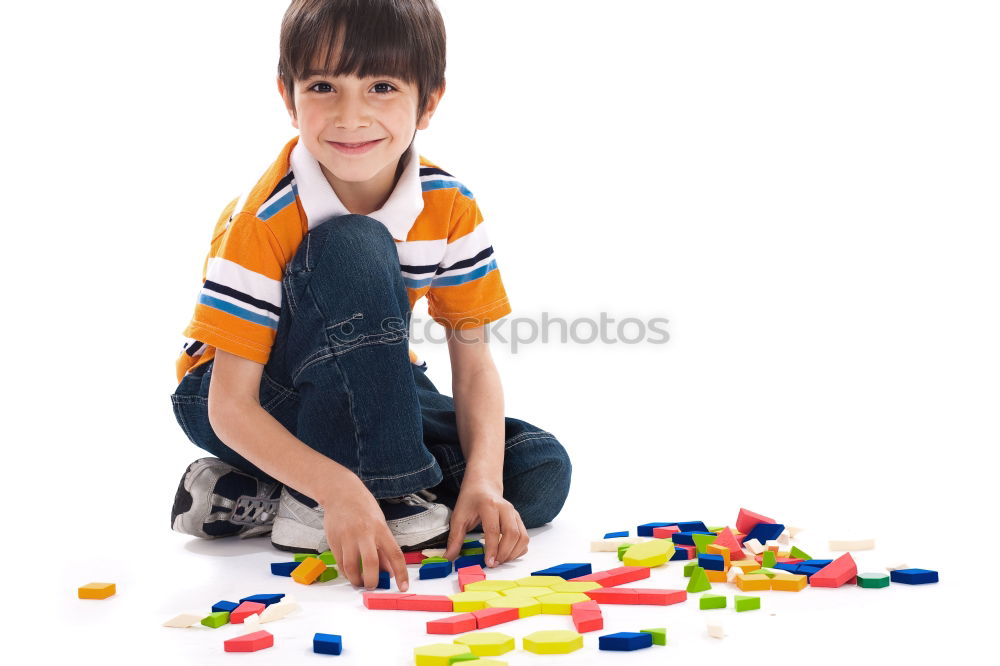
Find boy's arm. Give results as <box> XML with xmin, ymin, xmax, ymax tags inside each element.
<box><xmin>208</xmin><ymin>349</ymin><xmax>409</xmax><ymax>591</ymax></box>
<box><xmin>441</xmin><ymin>326</ymin><xmax>529</xmax><ymax>567</ymax></box>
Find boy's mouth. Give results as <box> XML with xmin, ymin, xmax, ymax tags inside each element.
<box><xmin>328</xmin><ymin>138</ymin><xmax>384</xmax><ymax>154</ymax></box>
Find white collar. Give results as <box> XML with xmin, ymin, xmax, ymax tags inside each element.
<box><xmin>289</xmin><ymin>137</ymin><xmax>424</xmax><ymax>240</ymax></box>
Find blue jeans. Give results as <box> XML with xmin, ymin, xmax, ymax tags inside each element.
<box><xmin>170</xmin><ymin>214</ymin><xmax>571</xmax><ymax>528</ymax></box>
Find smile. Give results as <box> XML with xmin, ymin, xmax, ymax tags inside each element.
<box><xmin>328</xmin><ymin>139</ymin><xmax>383</xmax><ymax>155</ymax></box>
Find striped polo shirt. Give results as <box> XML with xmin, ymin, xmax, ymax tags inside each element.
<box><xmin>175</xmin><ymin>134</ymin><xmax>512</xmax><ymax>384</ymax></box>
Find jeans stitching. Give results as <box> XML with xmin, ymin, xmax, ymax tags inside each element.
<box><xmin>170</xmin><ymin>395</ymin><xmax>200</xmax><ymax>445</ymax></box>
<box><xmin>359</xmin><ymin>458</ymin><xmax>439</xmax><ymax>483</ymax></box>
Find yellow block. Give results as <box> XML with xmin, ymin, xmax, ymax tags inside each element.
<box><xmin>537</xmin><ymin>592</ymin><xmax>592</xmax><ymax>615</ymax></box>
<box><xmin>706</xmin><ymin>544</ymin><xmax>731</xmax><ymax>569</ymax></box>
<box><xmin>523</xmin><ymin>630</ymin><xmax>584</xmax><ymax>655</ymax></box>
<box><xmin>735</xmin><ymin>574</ymin><xmax>771</xmax><ymax>591</ymax></box>
<box><xmin>449</xmin><ymin>590</ymin><xmax>502</xmax><ymax>612</ymax></box>
<box><xmin>731</xmin><ymin>559</ymin><xmax>761</xmax><ymax>573</ymax></box>
<box><xmin>622</xmin><ymin>539</ymin><xmax>675</xmax><ymax>568</ymax></box>
<box><xmin>464</xmin><ymin>580</ymin><xmax>517</xmax><ymax>593</ymax></box>
<box><xmin>514</xmin><ymin>576</ymin><xmax>566</xmax><ymax>588</ymax></box>
<box><xmin>501</xmin><ymin>586</ymin><xmax>552</xmax><ymax>599</ymax></box>
<box><xmin>770</xmin><ymin>573</ymin><xmax>807</xmax><ymax>591</ymax></box>
<box><xmin>414</xmin><ymin>643</ymin><xmax>474</xmax><ymax>666</ymax></box>
<box><xmin>549</xmin><ymin>581</ymin><xmax>602</xmax><ymax>593</ymax></box>
<box><xmin>706</xmin><ymin>569</ymin><xmax>728</xmax><ymax>583</ymax></box>
<box><xmin>454</xmin><ymin>632</ymin><xmax>516</xmax><ymax>656</ymax></box>
<box><xmin>78</xmin><ymin>582</ymin><xmax>116</xmax><ymax>600</ymax></box>
<box><xmin>291</xmin><ymin>557</ymin><xmax>326</xmax><ymax>585</ymax></box>
<box><xmin>485</xmin><ymin>595</ymin><xmax>542</xmax><ymax>617</ymax></box>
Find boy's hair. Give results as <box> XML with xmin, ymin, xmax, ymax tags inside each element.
<box><xmin>278</xmin><ymin>0</ymin><xmax>446</xmax><ymax>122</ymax></box>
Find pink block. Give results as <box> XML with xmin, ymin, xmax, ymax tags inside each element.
<box><xmin>810</xmin><ymin>553</ymin><xmax>858</xmax><ymax>588</ymax></box>
<box><xmin>473</xmin><ymin>606</ymin><xmax>520</xmax><ymax>628</ymax></box>
<box><xmin>713</xmin><ymin>526</ymin><xmax>745</xmax><ymax>558</ymax></box>
<box><xmin>652</xmin><ymin>525</ymin><xmax>681</xmax><ymax>539</ymax></box>
<box><xmin>230</xmin><ymin>601</ymin><xmax>266</xmax><ymax>623</ymax></box>
<box><xmin>456</xmin><ymin>565</ymin><xmax>486</xmax><ymax>576</ymax></box>
<box><xmin>736</xmin><ymin>508</ymin><xmax>775</xmax><ymax>535</ymax></box>
<box><xmin>569</xmin><ymin>571</ymin><xmax>613</xmax><ymax>584</ymax></box>
<box><xmin>224</xmin><ymin>630</ymin><xmax>273</xmax><ymax>652</ymax></box>
<box><xmin>427</xmin><ymin>613</ymin><xmax>478</xmax><ymax>635</ymax></box>
<box><xmin>404</xmin><ymin>551</ymin><xmax>427</xmax><ymax>564</ymax></box>
<box><xmin>363</xmin><ymin>592</ymin><xmax>415</xmax><ymax>610</ymax></box>
<box><xmin>601</xmin><ymin>566</ymin><xmax>651</xmax><ymax>587</ymax></box>
<box><xmin>397</xmin><ymin>595</ymin><xmax>454</xmax><ymax>612</ymax></box>
<box><xmin>585</xmin><ymin>587</ymin><xmax>639</xmax><ymax>604</ymax></box>
<box><xmin>635</xmin><ymin>588</ymin><xmax>687</xmax><ymax>605</ymax></box>
<box><xmin>573</xmin><ymin>611</ymin><xmax>604</xmax><ymax>633</ymax></box>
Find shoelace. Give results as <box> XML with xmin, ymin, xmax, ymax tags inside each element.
<box><xmin>231</xmin><ymin>494</ymin><xmax>279</xmax><ymax>526</ymax></box>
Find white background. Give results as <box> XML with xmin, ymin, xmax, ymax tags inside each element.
<box><xmin>2</xmin><ymin>1</ymin><xmax>997</xmax><ymax>663</ymax></box>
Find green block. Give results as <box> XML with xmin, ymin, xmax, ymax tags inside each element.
<box><xmin>756</xmin><ymin>568</ymin><xmax>780</xmax><ymax>578</ymax></box>
<box><xmin>639</xmin><ymin>628</ymin><xmax>667</xmax><ymax>646</ymax></box>
<box><xmin>294</xmin><ymin>553</ymin><xmax>314</xmax><ymax>562</ymax></box>
<box><xmin>692</xmin><ymin>533</ymin><xmax>718</xmax><ymax>554</ymax></box>
<box><xmin>449</xmin><ymin>653</ymin><xmax>479</xmax><ymax>664</ymax></box>
<box><xmin>686</xmin><ymin>566</ymin><xmax>712</xmax><ymax>593</ymax></box>
<box><xmin>200</xmin><ymin>611</ymin><xmax>230</xmax><ymax>628</ymax></box>
<box><xmin>699</xmin><ymin>594</ymin><xmax>727</xmax><ymax>610</ymax></box>
<box><xmin>460</xmin><ymin>547</ymin><xmax>485</xmax><ymax>556</ymax></box>
<box><xmin>789</xmin><ymin>545</ymin><xmax>811</xmax><ymax>560</ymax></box>
<box><xmin>317</xmin><ymin>566</ymin><xmax>339</xmax><ymax>582</ymax></box>
<box><xmin>618</xmin><ymin>544</ymin><xmax>631</xmax><ymax>561</ymax></box>
<box><xmin>762</xmin><ymin>550</ymin><xmax>777</xmax><ymax>568</ymax></box>
<box><xmin>735</xmin><ymin>595</ymin><xmax>760</xmax><ymax>612</ymax></box>
<box><xmin>707</xmin><ymin>525</ymin><xmax>726</xmax><ymax>532</ymax></box>
<box><xmin>421</xmin><ymin>556</ymin><xmax>449</xmax><ymax>564</ymax></box>
<box><xmin>683</xmin><ymin>561</ymin><xmax>699</xmax><ymax>577</ymax></box>
<box><xmin>857</xmin><ymin>572</ymin><xmax>890</xmax><ymax>588</ymax></box>
<box><xmin>319</xmin><ymin>550</ymin><xmax>337</xmax><ymax>565</ymax></box>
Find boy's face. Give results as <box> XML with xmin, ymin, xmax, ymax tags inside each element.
<box><xmin>278</xmin><ymin>52</ymin><xmax>444</xmax><ymax>203</ymax></box>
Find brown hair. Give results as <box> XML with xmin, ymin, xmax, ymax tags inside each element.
<box><xmin>278</xmin><ymin>0</ymin><xmax>446</xmax><ymax>121</ymax></box>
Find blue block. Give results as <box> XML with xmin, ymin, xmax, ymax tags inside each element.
<box><xmin>419</xmin><ymin>561</ymin><xmax>453</xmax><ymax>580</ymax></box>
<box><xmin>890</xmin><ymin>568</ymin><xmax>939</xmax><ymax>584</ymax></box>
<box><xmin>797</xmin><ymin>565</ymin><xmax>823</xmax><ymax>580</ymax></box>
<box><xmin>670</xmin><ymin>548</ymin><xmax>690</xmax><ymax>561</ymax></box>
<box><xmin>461</xmin><ymin>539</ymin><xmax>483</xmax><ymax>550</ymax></box>
<box><xmin>671</xmin><ymin>531</ymin><xmax>715</xmax><ymax>546</ymax></box>
<box><xmin>774</xmin><ymin>562</ymin><xmax>799</xmax><ymax>574</ymax></box>
<box><xmin>211</xmin><ymin>600</ymin><xmax>239</xmax><ymax>613</ymax></box>
<box><xmin>239</xmin><ymin>593</ymin><xmax>284</xmax><ymax>606</ymax></box>
<box><xmin>637</xmin><ymin>522</ymin><xmax>676</xmax><ymax>537</ymax></box>
<box><xmin>531</xmin><ymin>563</ymin><xmax>593</xmax><ymax>580</ymax></box>
<box><xmin>377</xmin><ymin>571</ymin><xmax>391</xmax><ymax>589</ymax></box>
<box><xmin>698</xmin><ymin>554</ymin><xmax>725</xmax><ymax>571</ymax></box>
<box><xmin>800</xmin><ymin>559</ymin><xmax>834</xmax><ymax>568</ymax></box>
<box><xmin>604</xmin><ymin>530</ymin><xmax>629</xmax><ymax>538</ymax></box>
<box><xmin>270</xmin><ymin>561</ymin><xmax>299</xmax><ymax>577</ymax></box>
<box><xmin>742</xmin><ymin>522</ymin><xmax>785</xmax><ymax>545</ymax></box>
<box><xmin>454</xmin><ymin>553</ymin><xmax>486</xmax><ymax>569</ymax></box>
<box><xmin>313</xmin><ymin>632</ymin><xmax>343</xmax><ymax>655</ymax></box>
<box><xmin>599</xmin><ymin>632</ymin><xmax>654</xmax><ymax>651</ymax></box>
<box><xmin>676</xmin><ymin>521</ymin><xmax>709</xmax><ymax>532</ymax></box>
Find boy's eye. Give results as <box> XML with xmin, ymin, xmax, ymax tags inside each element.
<box><xmin>306</xmin><ymin>82</ymin><xmax>397</xmax><ymax>94</ymax></box>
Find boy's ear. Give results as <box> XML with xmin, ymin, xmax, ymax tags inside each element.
<box><xmin>277</xmin><ymin>76</ymin><xmax>299</xmax><ymax>130</ymax></box>
<box><xmin>416</xmin><ymin>79</ymin><xmax>446</xmax><ymax>131</ymax></box>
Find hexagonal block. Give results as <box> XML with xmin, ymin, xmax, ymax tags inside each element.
<box><xmin>413</xmin><ymin>643</ymin><xmax>474</xmax><ymax>666</ymax></box>
<box><xmin>464</xmin><ymin>580</ymin><xmax>517</xmax><ymax>593</ymax></box>
<box><xmin>448</xmin><ymin>590</ymin><xmax>502</xmax><ymax>612</ymax></box>
<box><xmin>523</xmin><ymin>630</ymin><xmax>584</xmax><ymax>654</ymax></box>
<box><xmin>484</xmin><ymin>595</ymin><xmax>542</xmax><ymax>618</ymax></box>
<box><xmin>453</xmin><ymin>632</ymin><xmax>515</xmax><ymax>656</ymax></box>
<box><xmin>537</xmin><ymin>592</ymin><xmax>593</xmax><ymax>615</ymax></box>
<box><xmin>622</xmin><ymin>539</ymin><xmax>675</xmax><ymax>568</ymax></box>
<box><xmin>500</xmin><ymin>586</ymin><xmax>552</xmax><ymax>599</ymax></box>
<box><xmin>514</xmin><ymin>576</ymin><xmax>566</xmax><ymax>588</ymax></box>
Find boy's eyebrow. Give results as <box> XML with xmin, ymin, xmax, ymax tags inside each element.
<box><xmin>302</xmin><ymin>69</ymin><xmax>402</xmax><ymax>81</ymax></box>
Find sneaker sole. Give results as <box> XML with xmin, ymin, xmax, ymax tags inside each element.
<box><xmin>269</xmin><ymin>517</ymin><xmax>450</xmax><ymax>554</ymax></box>
<box><xmin>171</xmin><ymin>458</ymin><xmax>223</xmax><ymax>538</ymax></box>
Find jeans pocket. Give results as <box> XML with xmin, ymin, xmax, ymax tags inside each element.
<box><xmin>324</xmin><ymin>311</ymin><xmax>408</xmax><ymax>356</ymax></box>
<box><xmin>170</xmin><ymin>393</ymin><xmax>208</xmax><ymax>447</ymax></box>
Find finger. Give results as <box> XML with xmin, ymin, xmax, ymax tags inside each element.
<box><xmin>381</xmin><ymin>539</ymin><xmax>409</xmax><ymax>593</ymax></box>
<box><xmin>341</xmin><ymin>544</ymin><xmax>363</xmax><ymax>588</ymax></box>
<box><xmin>481</xmin><ymin>510</ymin><xmax>502</xmax><ymax>568</ymax></box>
<box><xmin>360</xmin><ymin>541</ymin><xmax>380</xmax><ymax>590</ymax></box>
<box><xmin>444</xmin><ymin>512</ymin><xmax>471</xmax><ymax>561</ymax></box>
<box><xmin>496</xmin><ymin>507</ymin><xmax>521</xmax><ymax>564</ymax></box>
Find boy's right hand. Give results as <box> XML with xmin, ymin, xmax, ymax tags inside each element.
<box><xmin>320</xmin><ymin>477</ymin><xmax>409</xmax><ymax>592</ymax></box>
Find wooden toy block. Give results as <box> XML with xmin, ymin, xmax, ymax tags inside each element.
<box><xmin>778</xmin><ymin>530</ymin><xmax>791</xmax><ymax>545</ymax></box>
<box><xmin>449</xmin><ymin>590</ymin><xmax>502</xmax><ymax>612</ymax></box>
<box><xmin>687</xmin><ymin>566</ymin><xmax>712</xmax><ymax>593</ymax></box>
<box><xmin>472</xmin><ymin>606</ymin><xmax>520</xmax><ymax>628</ymax></box>
<box><xmin>810</xmin><ymin>553</ymin><xmax>858</xmax><ymax>588</ymax></box>
<box><xmin>762</xmin><ymin>551</ymin><xmax>777</xmax><ymax>568</ymax></box>
<box><xmin>789</xmin><ymin>546</ymin><xmax>811</xmax><ymax>560</ymax></box>
<box><xmin>671</xmin><ymin>530</ymin><xmax>716</xmax><ymax>546</ymax></box>
<box><xmin>455</xmin><ymin>553</ymin><xmax>488</xmax><ymax>568</ymax></box>
<box><xmin>639</xmin><ymin>628</ymin><xmax>667</xmax><ymax>645</ymax></box>
<box><xmin>674</xmin><ymin>544</ymin><xmax>697</xmax><ymax>560</ymax></box>
<box><xmin>293</xmin><ymin>553</ymin><xmax>313</xmax><ymax>562</ymax></box>
<box><xmin>314</xmin><ymin>633</ymin><xmax>342</xmax><ymax>655</ymax></box>
<box><xmin>604</xmin><ymin>530</ymin><xmax>629</xmax><ymax>538</ymax></box>
<box><xmin>732</xmin><ymin>558</ymin><xmax>760</xmax><ymax>572</ymax></box>
<box><xmin>735</xmin><ymin>574</ymin><xmax>770</xmax><ymax>591</ymax></box>
<box><xmin>485</xmin><ymin>596</ymin><xmax>542</xmax><ymax>618</ymax></box>
<box><xmin>771</xmin><ymin>573</ymin><xmax>807</xmax><ymax>591</ymax></box>
<box><xmin>454</xmin><ymin>631</ymin><xmax>515</xmax><ymax>656</ymax></box>
<box><xmin>735</xmin><ymin>508</ymin><xmax>775</xmax><ymax>534</ymax></box>
<box><xmin>212</xmin><ymin>600</ymin><xmax>238</xmax><ymax>613</ymax></box>
<box><xmin>318</xmin><ymin>550</ymin><xmax>337</xmax><ymax>565</ymax></box>
<box><xmin>316</xmin><ymin>566</ymin><xmax>339</xmax><ymax>583</ymax></box>
<box><xmin>523</xmin><ymin>630</ymin><xmax>584</xmax><ymax>654</ymax></box>
<box><xmin>398</xmin><ymin>595</ymin><xmax>455</xmax><ymax>612</ymax></box>
<box><xmin>514</xmin><ymin>575</ymin><xmax>565</xmax><ymax>588</ymax></box>
<box><xmin>683</xmin><ymin>561</ymin><xmax>699</xmax><ymax>577</ymax></box>
<box><xmin>77</xmin><ymin>582</ymin><xmax>116</xmax><ymax>600</ymax></box>
<box><xmin>635</xmin><ymin>588</ymin><xmax>687</xmax><ymax>605</ymax></box>
<box><xmin>404</xmin><ymin>551</ymin><xmax>427</xmax><ymax>564</ymax></box>
<box><xmin>652</xmin><ymin>525</ymin><xmax>681</xmax><ymax>539</ymax></box>
<box><xmin>637</xmin><ymin>522</ymin><xmax>676</xmax><ymax>536</ymax></box>
<box><xmin>538</xmin><ymin>592</ymin><xmax>593</xmax><ymax>614</ymax></box>
<box><xmin>617</xmin><ymin>544</ymin><xmax>630</xmax><ymax>561</ymax></box>
<box><xmin>765</xmin><ymin>540</ymin><xmax>781</xmax><ymax>552</ymax></box>
<box><xmin>600</xmin><ymin>566</ymin><xmax>651</xmax><ymax>586</ymax></box>
<box><xmin>623</xmin><ymin>539</ymin><xmax>675</xmax><ymax>568</ymax></box>
<box><xmin>599</xmin><ymin>631</ymin><xmax>654</xmax><ymax>651</ymax></box>
<box><xmin>584</xmin><ymin>587</ymin><xmax>638</xmax><ymax>604</ymax></box>
<box><xmin>532</xmin><ymin>563</ymin><xmax>593</xmax><ymax>579</ymax></box>
<box><xmin>699</xmin><ymin>593</ymin><xmax>727</xmax><ymax>610</ymax></box>
<box><xmin>423</xmin><ymin>556</ymin><xmax>450</xmax><ymax>564</ymax></box>
<box><xmin>692</xmin><ymin>532</ymin><xmax>719</xmax><ymax>554</ymax></box>
<box><xmin>677</xmin><ymin>521</ymin><xmax>709</xmax><ymax>532</ymax></box>
<box><xmin>260</xmin><ymin>598</ymin><xmax>299</xmax><ymax>623</ymax></box>
<box><xmin>501</xmin><ymin>586</ymin><xmax>552</xmax><ymax>599</ymax></box>
<box><xmin>571</xmin><ymin>600</ymin><xmax>604</xmax><ymax>633</ymax></box>
<box><xmin>591</xmin><ymin>536</ymin><xmax>645</xmax><ymax>552</ymax></box>
<box><xmin>458</xmin><ymin>574</ymin><xmax>487</xmax><ymax>592</ymax></box>
<box><xmin>363</xmin><ymin>592</ymin><xmax>414</xmax><ymax>610</ymax></box>
<box><xmin>243</xmin><ymin>613</ymin><xmax>262</xmax><ymax>629</ymax></box>
<box><xmin>711</xmin><ymin>527</ymin><xmax>745</xmax><ymax>558</ymax></box>
<box><xmin>551</xmin><ymin>581</ymin><xmax>602</xmax><ymax>593</ymax></box>
<box><xmin>224</xmin><ymin>630</ymin><xmax>274</xmax><ymax>653</ymax></box>
<box><xmin>706</xmin><ymin>543</ymin><xmax>732</xmax><ymax>566</ymax></box>
<box><xmin>705</xmin><ymin>569</ymin><xmax>728</xmax><ymax>583</ymax></box>
<box><xmin>743</xmin><ymin>523</ymin><xmax>785</xmax><ymax>546</ymax></box>
<box><xmin>200</xmin><ymin>611</ymin><xmax>230</xmax><ymax>628</ymax></box>
<box><xmin>230</xmin><ymin>601</ymin><xmax>266</xmax><ymax>623</ymax></box>
<box><xmin>699</xmin><ymin>554</ymin><xmax>726</xmax><ymax>571</ymax></box>
<box><xmin>414</xmin><ymin>643</ymin><xmax>475</xmax><ymax>666</ymax></box>
<box><xmin>829</xmin><ymin>538</ymin><xmax>875</xmax><ymax>551</ymax></box>
<box><xmin>292</xmin><ymin>557</ymin><xmax>326</xmax><ymax>585</ymax></box>
<box><xmin>857</xmin><ymin>572</ymin><xmax>891</xmax><ymax>588</ymax></box>
<box><xmin>239</xmin><ymin>593</ymin><xmax>285</xmax><ymax>606</ymax></box>
<box><xmin>464</xmin><ymin>580</ymin><xmax>516</xmax><ymax>593</ymax></box>
<box><xmin>427</xmin><ymin>613</ymin><xmax>479</xmax><ymax>635</ymax></box>
<box><xmin>735</xmin><ymin>595</ymin><xmax>760</xmax><ymax>612</ymax></box>
<box><xmin>886</xmin><ymin>562</ymin><xmax>909</xmax><ymax>571</ymax></box>
<box><xmin>457</xmin><ymin>565</ymin><xmax>486</xmax><ymax>576</ymax></box>
<box><xmin>420</xmin><ymin>561</ymin><xmax>454</xmax><ymax>580</ymax></box>
<box><xmin>162</xmin><ymin>613</ymin><xmax>202</xmax><ymax>628</ymax></box>
<box><xmin>270</xmin><ymin>561</ymin><xmax>298</xmax><ymax>576</ymax></box>
<box><xmin>422</xmin><ymin>548</ymin><xmax>447</xmax><ymax>557</ymax></box>
<box><xmin>707</xmin><ymin>622</ymin><xmax>726</xmax><ymax>639</ymax></box>
<box><xmin>727</xmin><ymin>566</ymin><xmax>744</xmax><ymax>583</ymax></box>
<box><xmin>568</xmin><ymin>571</ymin><xmax>613</xmax><ymax>584</ymax></box>
<box><xmin>890</xmin><ymin>568</ymin><xmax>939</xmax><ymax>584</ymax></box>
<box><xmin>461</xmin><ymin>547</ymin><xmax>485</xmax><ymax>556</ymax></box>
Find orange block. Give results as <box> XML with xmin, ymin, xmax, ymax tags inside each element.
<box><xmin>706</xmin><ymin>569</ymin><xmax>728</xmax><ymax>583</ymax></box>
<box><xmin>706</xmin><ymin>544</ymin><xmax>731</xmax><ymax>569</ymax></box>
<box><xmin>292</xmin><ymin>557</ymin><xmax>327</xmax><ymax>585</ymax></box>
<box><xmin>78</xmin><ymin>582</ymin><xmax>116</xmax><ymax>600</ymax></box>
<box><xmin>731</xmin><ymin>559</ymin><xmax>761</xmax><ymax>573</ymax></box>
<box><xmin>735</xmin><ymin>574</ymin><xmax>771</xmax><ymax>591</ymax></box>
<box><xmin>771</xmin><ymin>574</ymin><xmax>807</xmax><ymax>591</ymax></box>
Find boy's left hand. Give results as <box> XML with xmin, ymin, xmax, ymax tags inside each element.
<box><xmin>443</xmin><ymin>480</ymin><xmax>529</xmax><ymax>567</ymax></box>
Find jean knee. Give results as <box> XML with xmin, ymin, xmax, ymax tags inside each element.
<box><xmin>508</xmin><ymin>436</ymin><xmax>572</xmax><ymax>529</ymax></box>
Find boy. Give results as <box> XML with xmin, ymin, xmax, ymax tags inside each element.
<box><xmin>169</xmin><ymin>0</ymin><xmax>571</xmax><ymax>591</ymax></box>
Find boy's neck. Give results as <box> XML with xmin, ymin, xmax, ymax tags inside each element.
<box><xmin>319</xmin><ymin>147</ymin><xmax>410</xmax><ymax>216</ymax></box>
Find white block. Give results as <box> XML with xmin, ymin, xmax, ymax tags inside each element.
<box><xmin>421</xmin><ymin>548</ymin><xmax>447</xmax><ymax>557</ymax></box>
<box><xmin>707</xmin><ymin>622</ymin><xmax>726</xmax><ymax>639</ymax></box>
<box><xmin>829</xmin><ymin>539</ymin><xmax>875</xmax><ymax>551</ymax></box>
<box><xmin>727</xmin><ymin>566</ymin><xmax>744</xmax><ymax>583</ymax></box>
<box><xmin>243</xmin><ymin>613</ymin><xmax>261</xmax><ymax>628</ymax></box>
<box><xmin>777</xmin><ymin>531</ymin><xmax>791</xmax><ymax>545</ymax></box>
<box><xmin>590</xmin><ymin>537</ymin><xmax>647</xmax><ymax>552</ymax></box>
<box><xmin>886</xmin><ymin>562</ymin><xmax>909</xmax><ymax>571</ymax></box>
<box><xmin>260</xmin><ymin>600</ymin><xmax>300</xmax><ymax>623</ymax></box>
<box><xmin>744</xmin><ymin>539</ymin><xmax>764</xmax><ymax>554</ymax></box>
<box><xmin>162</xmin><ymin>613</ymin><xmax>202</xmax><ymax>628</ymax></box>
<box><xmin>787</xmin><ymin>526</ymin><xmax>804</xmax><ymax>538</ymax></box>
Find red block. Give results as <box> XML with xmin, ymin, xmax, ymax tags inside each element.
<box><xmin>736</xmin><ymin>508</ymin><xmax>775</xmax><ymax>535</ymax></box>
<box><xmin>569</xmin><ymin>571</ymin><xmax>613</xmax><ymax>584</ymax></box>
<box><xmin>426</xmin><ymin>613</ymin><xmax>478</xmax><ymax>635</ymax></box>
<box><xmin>676</xmin><ymin>544</ymin><xmax>696</xmax><ymax>559</ymax></box>
<box><xmin>601</xmin><ymin>566</ymin><xmax>651</xmax><ymax>587</ymax></box>
<box><xmin>810</xmin><ymin>553</ymin><xmax>858</xmax><ymax>588</ymax></box>
<box><xmin>458</xmin><ymin>574</ymin><xmax>486</xmax><ymax>592</ymax></box>
<box><xmin>397</xmin><ymin>595</ymin><xmax>454</xmax><ymax>612</ymax></box>
<box><xmin>230</xmin><ymin>601</ymin><xmax>266</xmax><ymax>623</ymax></box>
<box><xmin>713</xmin><ymin>527</ymin><xmax>745</xmax><ymax>558</ymax></box>
<box><xmin>363</xmin><ymin>592</ymin><xmax>415</xmax><ymax>610</ymax></box>
<box><xmin>652</xmin><ymin>525</ymin><xmax>681</xmax><ymax>539</ymax></box>
<box><xmin>224</xmin><ymin>630</ymin><xmax>273</xmax><ymax>653</ymax></box>
<box><xmin>457</xmin><ymin>565</ymin><xmax>486</xmax><ymax>576</ymax></box>
<box><xmin>635</xmin><ymin>588</ymin><xmax>687</xmax><ymax>605</ymax></box>
<box><xmin>571</xmin><ymin>600</ymin><xmax>604</xmax><ymax>633</ymax></box>
<box><xmin>585</xmin><ymin>587</ymin><xmax>639</xmax><ymax>604</ymax></box>
<box><xmin>404</xmin><ymin>551</ymin><xmax>427</xmax><ymax>564</ymax></box>
<box><xmin>472</xmin><ymin>606</ymin><xmax>520</xmax><ymax>628</ymax></box>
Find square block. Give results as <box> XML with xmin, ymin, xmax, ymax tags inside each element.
<box><xmin>77</xmin><ymin>583</ymin><xmax>116</xmax><ymax>600</ymax></box>
<box><xmin>313</xmin><ymin>633</ymin><xmax>342</xmax><ymax>655</ymax></box>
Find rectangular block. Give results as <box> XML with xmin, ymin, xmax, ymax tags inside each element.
<box><xmin>600</xmin><ymin>566</ymin><xmax>651</xmax><ymax>587</ymax></box>
<box><xmin>635</xmin><ymin>588</ymin><xmax>687</xmax><ymax>606</ymax></box>
<box><xmin>472</xmin><ymin>606</ymin><xmax>520</xmax><ymax>628</ymax></box>
<box><xmin>362</xmin><ymin>592</ymin><xmax>414</xmax><ymax>610</ymax></box>
<box><xmin>426</xmin><ymin>613</ymin><xmax>478</xmax><ymax>635</ymax></box>
<box><xmin>397</xmin><ymin>595</ymin><xmax>454</xmax><ymax>612</ymax></box>
<box><xmin>771</xmin><ymin>573</ymin><xmax>807</xmax><ymax>591</ymax></box>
